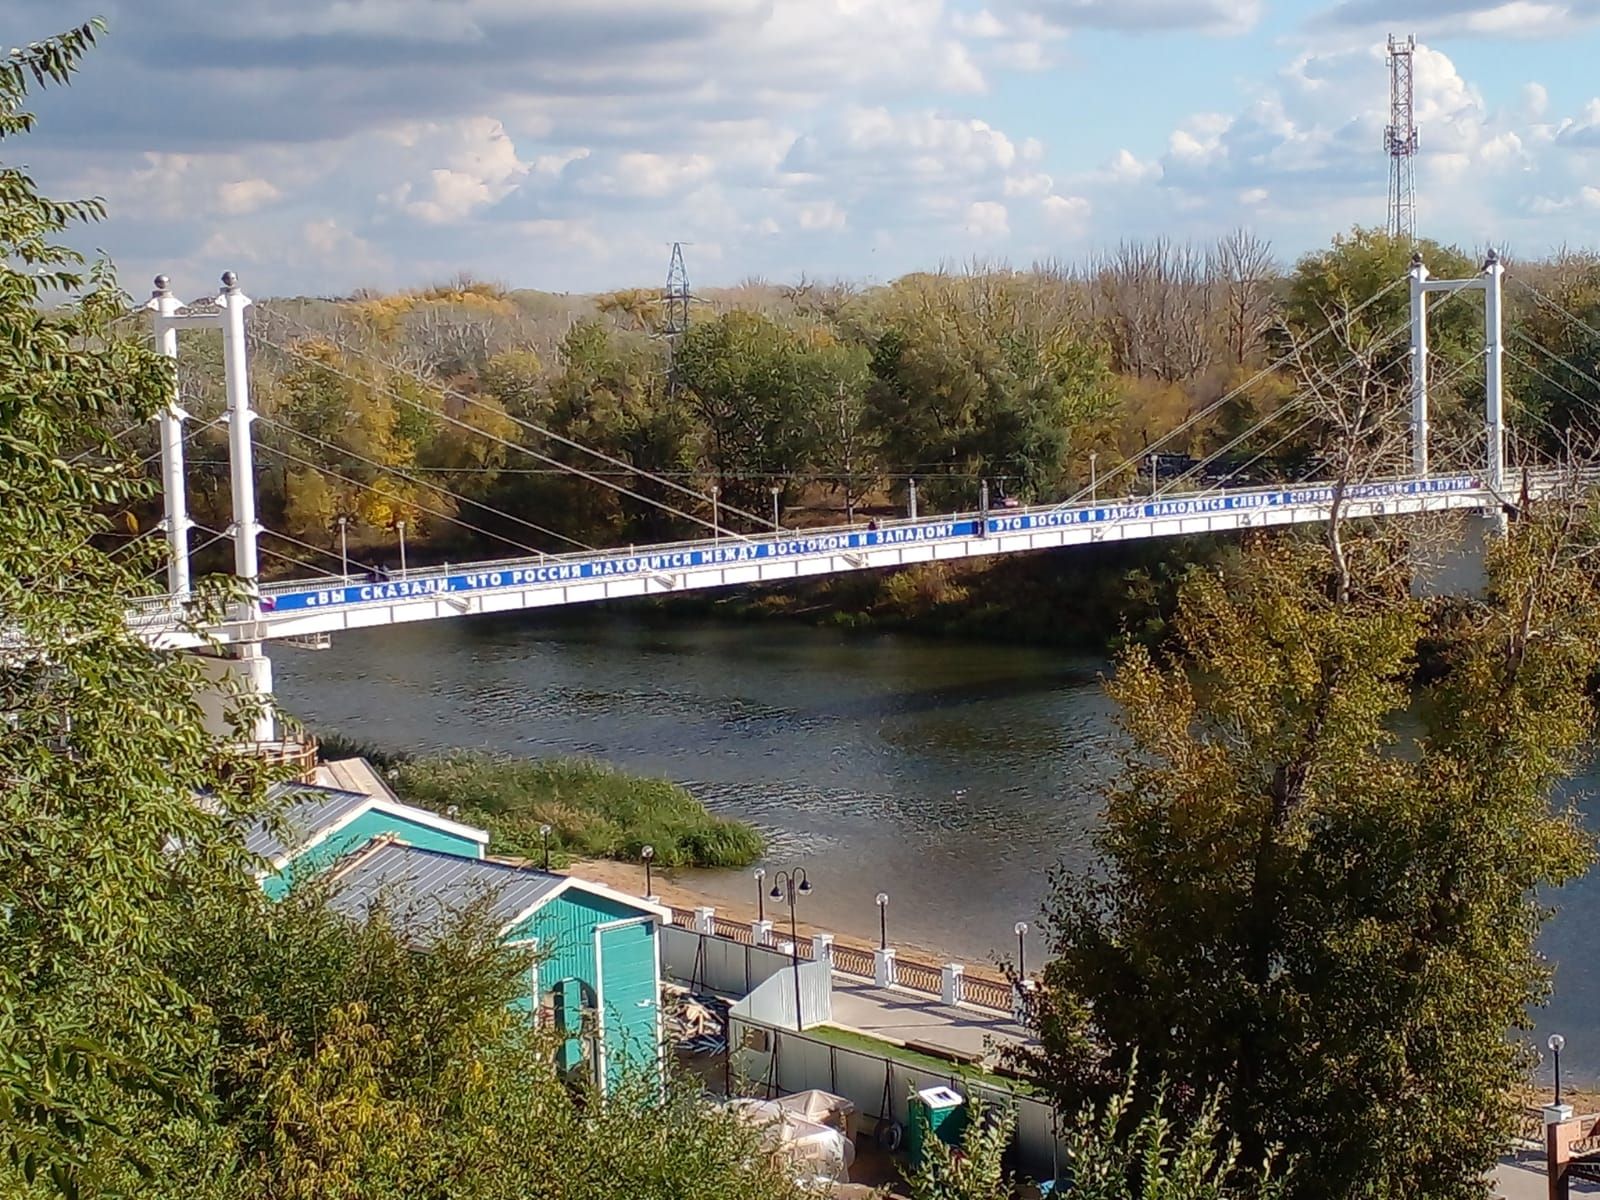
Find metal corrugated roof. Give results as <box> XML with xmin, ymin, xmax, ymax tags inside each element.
<box><xmin>323</xmin><ymin>841</ymin><xmax>566</xmax><ymax>946</ymax></box>
<box><xmin>244</xmin><ymin>781</ymin><xmax>373</xmax><ymax>862</ymax></box>
<box><xmin>316</xmin><ymin>758</ymin><xmax>401</xmax><ymax>804</ymax></box>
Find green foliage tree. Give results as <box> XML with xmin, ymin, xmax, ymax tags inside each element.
<box><xmin>1508</xmin><ymin>249</ymin><xmax>1600</xmax><ymax>452</ymax></box>
<box><xmin>1025</xmin><ymin>515</ymin><xmax>1600</xmax><ymax>1199</ymax></box>
<box><xmin>0</xmin><ymin>22</ymin><xmax>271</xmax><ymax>1195</ymax></box>
<box><xmin>906</xmin><ymin>1076</ymin><xmax>1285</xmax><ymax>1200</ymax></box>
<box><xmin>863</xmin><ymin>274</ymin><xmax>1115</xmax><ymax>507</ymax></box>
<box><xmin>134</xmin><ymin>886</ymin><xmax>804</xmax><ymax>1200</ymax></box>
<box><xmin>674</xmin><ymin>311</ymin><xmax>836</xmax><ymax>512</ymax></box>
<box><xmin>1279</xmin><ymin>228</ymin><xmax>1481</xmax><ymax>462</ymax></box>
<box><xmin>1054</xmin><ymin>1073</ymin><xmax>1287</xmax><ymax>1200</ymax></box>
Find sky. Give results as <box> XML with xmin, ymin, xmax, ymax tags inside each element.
<box><xmin>9</xmin><ymin>0</ymin><xmax>1600</xmax><ymax>298</ymax></box>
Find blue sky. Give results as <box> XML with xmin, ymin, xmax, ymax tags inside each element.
<box><xmin>11</xmin><ymin>0</ymin><xmax>1600</xmax><ymax>297</ymax></box>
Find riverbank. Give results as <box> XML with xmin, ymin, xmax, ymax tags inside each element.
<box><xmin>316</xmin><ymin>739</ymin><xmax>764</xmax><ymax>869</ymax></box>
<box><xmin>562</xmin><ymin>857</ymin><xmax>1012</xmax><ymax>985</ymax></box>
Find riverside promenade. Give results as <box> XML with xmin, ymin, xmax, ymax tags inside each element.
<box><xmin>568</xmin><ymin>860</ymin><xmax>1566</xmax><ymax>1200</ymax></box>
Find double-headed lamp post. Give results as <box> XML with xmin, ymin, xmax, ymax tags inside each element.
<box><xmin>1015</xmin><ymin>921</ymin><xmax>1029</xmax><ymax>979</ymax></box>
<box><xmin>540</xmin><ymin>823</ymin><xmax>552</xmax><ymax>871</ymax></box>
<box><xmin>1550</xmin><ymin>1033</ymin><xmax>1567</xmax><ymax>1105</ymax></box>
<box><xmin>875</xmin><ymin>892</ymin><xmax>889</xmax><ymax>950</ymax></box>
<box><xmin>754</xmin><ymin>868</ymin><xmax>766</xmax><ymax>922</ymax></box>
<box><xmin>641</xmin><ymin>844</ymin><xmax>655</xmax><ymax>900</ymax></box>
<box><xmin>769</xmin><ymin>869</ymin><xmax>812</xmax><ymax>1031</ymax></box>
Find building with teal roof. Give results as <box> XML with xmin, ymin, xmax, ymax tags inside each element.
<box><xmin>247</xmin><ymin>770</ymin><xmax>667</xmax><ymax>1093</ymax></box>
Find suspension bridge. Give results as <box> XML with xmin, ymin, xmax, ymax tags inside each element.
<box><xmin>108</xmin><ymin>250</ymin><xmax>1600</xmax><ymax>740</ymax></box>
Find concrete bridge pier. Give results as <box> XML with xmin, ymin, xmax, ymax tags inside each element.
<box><xmin>1409</xmin><ymin>508</ymin><xmax>1502</xmax><ymax>599</ymax></box>
<box><xmin>190</xmin><ymin>646</ymin><xmax>277</xmax><ymax>745</ymax></box>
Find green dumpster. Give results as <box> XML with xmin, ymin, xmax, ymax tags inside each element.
<box><xmin>907</xmin><ymin>1085</ymin><xmax>966</xmax><ymax>1165</ymax></box>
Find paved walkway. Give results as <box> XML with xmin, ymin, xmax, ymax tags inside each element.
<box><xmin>828</xmin><ymin>974</ymin><xmax>1030</xmax><ymax>1063</ymax></box>
<box><xmin>1493</xmin><ymin>1147</ymin><xmax>1600</xmax><ymax>1199</ymax></box>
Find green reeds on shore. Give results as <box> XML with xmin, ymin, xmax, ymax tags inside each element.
<box><xmin>316</xmin><ymin>735</ymin><xmax>763</xmax><ymax>869</ymax></box>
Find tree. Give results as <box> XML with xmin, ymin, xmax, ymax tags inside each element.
<box><xmin>121</xmin><ymin>885</ymin><xmax>806</xmax><ymax>1200</ymax></box>
<box><xmin>1279</xmin><ymin>230</ymin><xmax>1479</xmax><ymax>459</ymax></box>
<box><xmin>906</xmin><ymin>1075</ymin><xmax>1285</xmax><ymax>1200</ymax></box>
<box><xmin>0</xmin><ymin>22</ymin><xmax>272</xmax><ymax>1194</ymax></box>
<box><xmin>863</xmin><ymin>273</ymin><xmax>1116</xmax><ymax>508</ymax></box>
<box><xmin>1210</xmin><ymin>229</ymin><xmax>1277</xmax><ymax>368</ymax></box>
<box><xmin>1025</xmin><ymin>508</ymin><xmax>1600</xmax><ymax>1200</ymax></box>
<box><xmin>1508</xmin><ymin>249</ymin><xmax>1600</xmax><ymax>453</ymax></box>
<box><xmin>675</xmin><ymin>311</ymin><xmax>830</xmax><ymax>514</ymax></box>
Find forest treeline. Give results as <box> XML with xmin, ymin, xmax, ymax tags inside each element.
<box><xmin>138</xmin><ymin>230</ymin><xmax>1600</xmax><ymax>581</ymax></box>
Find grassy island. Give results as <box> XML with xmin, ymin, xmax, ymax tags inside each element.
<box><xmin>321</xmin><ymin>741</ymin><xmax>763</xmax><ymax>869</ymax></box>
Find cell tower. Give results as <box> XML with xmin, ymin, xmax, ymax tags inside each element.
<box><xmin>1385</xmin><ymin>33</ymin><xmax>1419</xmax><ymax>242</ymax></box>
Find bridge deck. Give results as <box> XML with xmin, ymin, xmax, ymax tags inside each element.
<box><xmin>132</xmin><ymin>474</ymin><xmax>1496</xmax><ymax>648</ymax></box>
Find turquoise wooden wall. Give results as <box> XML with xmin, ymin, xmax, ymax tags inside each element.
<box><xmin>260</xmin><ymin>809</ymin><xmax>482</xmax><ymax>899</ymax></box>
<box><xmin>597</xmin><ymin>918</ymin><xmax>660</xmax><ymax>1090</ymax></box>
<box><xmin>505</xmin><ymin>891</ymin><xmax>661</xmax><ymax>1090</ymax></box>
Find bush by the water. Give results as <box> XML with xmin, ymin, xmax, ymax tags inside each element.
<box><xmin>380</xmin><ymin>749</ymin><xmax>763</xmax><ymax>869</ymax></box>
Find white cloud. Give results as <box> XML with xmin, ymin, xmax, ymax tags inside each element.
<box><xmin>216</xmin><ymin>178</ymin><xmax>282</xmax><ymax>215</ymax></box>
<box><xmin>797</xmin><ymin>200</ymin><xmax>848</xmax><ymax>231</ymax></box>
<box><xmin>964</xmin><ymin>200</ymin><xmax>1010</xmax><ymax>237</ymax></box>
<box><xmin>1310</xmin><ymin>0</ymin><xmax>1600</xmax><ymax>37</ymax></box>
<box><xmin>1041</xmin><ymin>193</ymin><xmax>1090</xmax><ymax>231</ymax></box>
<box><xmin>1002</xmin><ymin>0</ymin><xmax>1261</xmax><ymax>33</ymax></box>
<box><xmin>1004</xmin><ymin>172</ymin><xmax>1054</xmax><ymax>198</ymax></box>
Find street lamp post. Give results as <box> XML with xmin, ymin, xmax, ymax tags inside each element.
<box><xmin>770</xmin><ymin>485</ymin><xmax>781</xmax><ymax>531</ymax></box>
<box><xmin>769</xmin><ymin>868</ymin><xmax>812</xmax><ymax>1031</ymax></box>
<box><xmin>1015</xmin><ymin>921</ymin><xmax>1029</xmax><ymax>979</ymax></box>
<box><xmin>754</xmin><ymin>868</ymin><xmax>766</xmax><ymax>922</ymax></box>
<box><xmin>1550</xmin><ymin>1033</ymin><xmax>1567</xmax><ymax>1105</ymax></box>
<box><xmin>908</xmin><ymin>477</ymin><xmax>918</xmax><ymax>521</ymax></box>
<box><xmin>875</xmin><ymin>892</ymin><xmax>889</xmax><ymax>950</ymax></box>
<box><xmin>337</xmin><ymin>515</ymin><xmax>349</xmax><ymax>579</ymax></box>
<box><xmin>641</xmin><ymin>844</ymin><xmax>655</xmax><ymax>900</ymax></box>
<box><xmin>1088</xmin><ymin>452</ymin><xmax>1098</xmax><ymax>503</ymax></box>
<box><xmin>711</xmin><ymin>486</ymin><xmax>720</xmax><ymax>540</ymax></box>
<box><xmin>540</xmin><ymin>823</ymin><xmax>552</xmax><ymax>871</ymax></box>
<box><xmin>395</xmin><ymin>519</ymin><xmax>408</xmax><ymax>577</ymax></box>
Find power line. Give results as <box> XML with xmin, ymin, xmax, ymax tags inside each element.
<box><xmin>254</xmin><ymin>305</ymin><xmax>776</xmax><ymax>532</ymax></box>
<box><xmin>253</xmin><ymin>414</ymin><xmax>596</xmax><ymax>554</ymax></box>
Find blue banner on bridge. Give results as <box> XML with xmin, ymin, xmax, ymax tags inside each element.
<box><xmin>262</xmin><ymin>475</ymin><xmax>1482</xmax><ymax>615</ymax></box>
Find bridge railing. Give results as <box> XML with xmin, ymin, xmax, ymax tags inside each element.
<box><xmin>136</xmin><ymin>469</ymin><xmax>1528</xmax><ymax>610</ymax></box>
<box><xmin>663</xmin><ymin>907</ymin><xmax>1016</xmax><ymax>1015</ymax></box>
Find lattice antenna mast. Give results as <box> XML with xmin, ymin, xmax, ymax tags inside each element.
<box><xmin>1385</xmin><ymin>33</ymin><xmax>1419</xmax><ymax>242</ymax></box>
<box><xmin>662</xmin><ymin>241</ymin><xmax>691</xmax><ymax>394</ymax></box>
<box><xmin>663</xmin><ymin>242</ymin><xmax>691</xmax><ymax>337</ymax></box>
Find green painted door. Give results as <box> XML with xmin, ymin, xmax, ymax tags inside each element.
<box><xmin>553</xmin><ymin>976</ymin><xmax>592</xmax><ymax>1078</ymax></box>
<box><xmin>597</xmin><ymin>919</ymin><xmax>659</xmax><ymax>1093</ymax></box>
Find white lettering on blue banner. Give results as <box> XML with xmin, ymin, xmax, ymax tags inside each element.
<box><xmin>263</xmin><ymin>476</ymin><xmax>1481</xmax><ymax>614</ymax></box>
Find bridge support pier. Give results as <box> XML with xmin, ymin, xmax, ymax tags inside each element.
<box><xmin>1409</xmin><ymin>509</ymin><xmax>1499</xmax><ymax>599</ymax></box>
<box><xmin>189</xmin><ymin>647</ymin><xmax>277</xmax><ymax>745</ymax></box>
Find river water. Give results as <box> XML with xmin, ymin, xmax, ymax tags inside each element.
<box><xmin>270</xmin><ymin>612</ymin><xmax>1600</xmax><ymax>1080</ymax></box>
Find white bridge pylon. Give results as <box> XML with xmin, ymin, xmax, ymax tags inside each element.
<box><xmin>1409</xmin><ymin>248</ymin><xmax>1505</xmax><ymax>489</ymax></box>
<box><xmin>137</xmin><ymin>255</ymin><xmax>1519</xmax><ymax>654</ymax></box>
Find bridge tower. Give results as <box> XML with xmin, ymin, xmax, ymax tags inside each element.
<box><xmin>1409</xmin><ymin>248</ymin><xmax>1507</xmax><ymax>596</ymax></box>
<box><xmin>148</xmin><ymin>272</ymin><xmax>286</xmax><ymax>753</ymax></box>
<box><xmin>1386</xmin><ymin>34</ymin><xmax>1419</xmax><ymax>242</ymax></box>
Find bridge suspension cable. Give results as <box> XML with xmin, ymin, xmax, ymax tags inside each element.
<box><xmin>1048</xmin><ymin>273</ymin><xmax>1412</xmax><ymax>513</ymax></box>
<box><xmin>253</xmin><ymin>414</ymin><xmax>597</xmax><ymax>556</ymax></box>
<box><xmin>254</xmin><ymin>306</ymin><xmax>778</xmax><ymax>534</ymax></box>
<box><xmin>1152</xmin><ymin>305</ymin><xmax>1420</xmax><ymax>498</ymax></box>
<box><xmin>252</xmin><ymin>310</ymin><xmax>767</xmax><ymax>544</ymax></box>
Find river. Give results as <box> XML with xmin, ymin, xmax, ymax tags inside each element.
<box><xmin>269</xmin><ymin>612</ymin><xmax>1600</xmax><ymax>1081</ymax></box>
